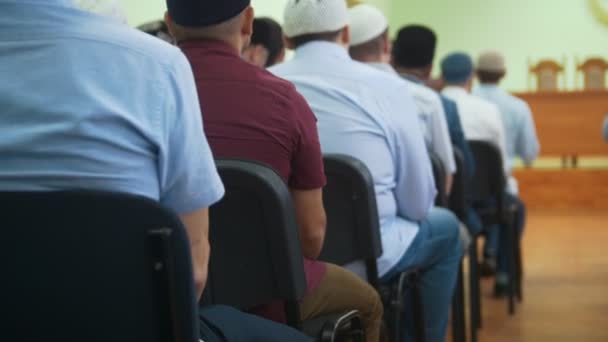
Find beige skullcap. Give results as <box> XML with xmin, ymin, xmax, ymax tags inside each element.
<box><xmin>477</xmin><ymin>51</ymin><xmax>506</xmax><ymax>72</ymax></box>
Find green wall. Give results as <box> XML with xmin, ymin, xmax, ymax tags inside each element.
<box><xmin>122</xmin><ymin>0</ymin><xmax>390</xmax><ymax>25</ymax></box>
<box><xmin>388</xmin><ymin>0</ymin><xmax>608</xmax><ymax>91</ymax></box>
<box><xmin>121</xmin><ymin>0</ymin><xmax>608</xmax><ymax>91</ymax></box>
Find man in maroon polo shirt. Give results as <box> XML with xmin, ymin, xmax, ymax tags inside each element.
<box><xmin>164</xmin><ymin>0</ymin><xmax>383</xmax><ymax>341</ymax></box>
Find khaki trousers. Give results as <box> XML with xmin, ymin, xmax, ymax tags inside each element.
<box><xmin>300</xmin><ymin>263</ymin><xmax>383</xmax><ymax>342</ymax></box>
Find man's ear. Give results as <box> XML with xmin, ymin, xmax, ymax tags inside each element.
<box><xmin>340</xmin><ymin>26</ymin><xmax>350</xmax><ymax>46</ymax></box>
<box><xmin>285</xmin><ymin>36</ymin><xmax>296</xmax><ymax>50</ymax></box>
<box><xmin>163</xmin><ymin>11</ymin><xmax>175</xmax><ymax>37</ymax></box>
<box><xmin>242</xmin><ymin>6</ymin><xmax>254</xmax><ymax>37</ymax></box>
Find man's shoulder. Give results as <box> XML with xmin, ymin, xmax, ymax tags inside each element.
<box><xmin>50</xmin><ymin>10</ymin><xmax>185</xmax><ymax>73</ymax></box>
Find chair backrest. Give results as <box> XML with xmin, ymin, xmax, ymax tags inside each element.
<box><xmin>468</xmin><ymin>140</ymin><xmax>506</xmax><ymax>218</ymax></box>
<box><xmin>429</xmin><ymin>151</ymin><xmax>448</xmax><ymax>207</ymax></box>
<box><xmin>318</xmin><ymin>154</ymin><xmax>383</xmax><ymax>288</ymax></box>
<box><xmin>528</xmin><ymin>59</ymin><xmax>564</xmax><ymax>92</ymax></box>
<box><xmin>448</xmin><ymin>148</ymin><xmax>467</xmax><ymax>221</ymax></box>
<box><xmin>0</xmin><ymin>191</ymin><xmax>198</xmax><ymax>342</ymax></box>
<box><xmin>204</xmin><ymin>159</ymin><xmax>306</xmax><ymax>322</ymax></box>
<box><xmin>577</xmin><ymin>57</ymin><xmax>608</xmax><ymax>91</ymax></box>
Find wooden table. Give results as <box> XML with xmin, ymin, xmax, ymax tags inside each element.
<box><xmin>514</xmin><ymin>91</ymin><xmax>608</xmax><ymax>167</ymax></box>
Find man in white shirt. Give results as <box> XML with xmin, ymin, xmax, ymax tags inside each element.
<box><xmin>347</xmin><ymin>4</ymin><xmax>456</xmax><ymax>195</ymax></box>
<box><xmin>271</xmin><ymin>1</ymin><xmax>463</xmax><ymax>341</ymax></box>
<box><xmin>441</xmin><ymin>52</ymin><xmax>520</xmax><ymax>295</ymax></box>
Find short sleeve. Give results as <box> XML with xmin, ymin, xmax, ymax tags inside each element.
<box><xmin>158</xmin><ymin>50</ymin><xmax>224</xmax><ymax>214</ymax></box>
<box><xmin>287</xmin><ymin>88</ymin><xmax>326</xmax><ymax>190</ymax></box>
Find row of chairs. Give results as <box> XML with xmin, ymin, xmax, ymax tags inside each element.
<box><xmin>0</xmin><ymin>140</ymin><xmax>522</xmax><ymax>342</ymax></box>
<box><xmin>430</xmin><ymin>141</ymin><xmax>524</xmax><ymax>342</ymax></box>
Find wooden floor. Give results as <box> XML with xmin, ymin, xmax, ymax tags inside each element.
<box><xmin>476</xmin><ymin>209</ymin><xmax>608</xmax><ymax>342</ymax></box>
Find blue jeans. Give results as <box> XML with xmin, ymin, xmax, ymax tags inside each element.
<box><xmin>484</xmin><ymin>194</ymin><xmax>526</xmax><ymax>277</ymax></box>
<box><xmin>381</xmin><ymin>207</ymin><xmax>464</xmax><ymax>342</ymax></box>
<box><xmin>200</xmin><ymin>305</ymin><xmax>313</xmax><ymax>342</ymax></box>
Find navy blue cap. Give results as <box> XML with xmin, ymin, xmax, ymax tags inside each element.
<box><xmin>166</xmin><ymin>0</ymin><xmax>251</xmax><ymax>27</ymax></box>
<box><xmin>441</xmin><ymin>52</ymin><xmax>474</xmax><ymax>84</ymax></box>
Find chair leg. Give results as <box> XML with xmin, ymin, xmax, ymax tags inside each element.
<box><xmin>516</xmin><ymin>236</ymin><xmax>524</xmax><ymax>302</ymax></box>
<box><xmin>451</xmin><ymin>261</ymin><xmax>466</xmax><ymax>342</ymax></box>
<box><xmin>469</xmin><ymin>237</ymin><xmax>482</xmax><ymax>331</ymax></box>
<box><xmin>412</xmin><ymin>273</ymin><xmax>426</xmax><ymax>342</ymax></box>
<box><xmin>503</xmin><ymin>212</ymin><xmax>517</xmax><ymax>316</ymax></box>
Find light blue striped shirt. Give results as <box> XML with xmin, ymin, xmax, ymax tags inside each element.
<box><xmin>271</xmin><ymin>42</ymin><xmax>437</xmax><ymax>277</ymax></box>
<box><xmin>474</xmin><ymin>85</ymin><xmax>540</xmax><ymax>169</ymax></box>
<box><xmin>0</xmin><ymin>0</ymin><xmax>224</xmax><ymax>214</ymax></box>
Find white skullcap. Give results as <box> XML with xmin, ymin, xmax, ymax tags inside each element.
<box><xmin>73</xmin><ymin>0</ymin><xmax>128</xmax><ymax>24</ymax></box>
<box><xmin>477</xmin><ymin>51</ymin><xmax>506</xmax><ymax>72</ymax></box>
<box><xmin>349</xmin><ymin>4</ymin><xmax>388</xmax><ymax>46</ymax></box>
<box><xmin>283</xmin><ymin>0</ymin><xmax>349</xmax><ymax>38</ymax></box>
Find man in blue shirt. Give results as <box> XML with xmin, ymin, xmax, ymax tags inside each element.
<box><xmin>473</xmin><ymin>51</ymin><xmax>540</xmax><ymax>294</ymax></box>
<box><xmin>272</xmin><ymin>1</ymin><xmax>463</xmax><ymax>341</ymax></box>
<box><xmin>0</xmin><ymin>0</ymin><xmax>311</xmax><ymax>340</ymax></box>
<box><xmin>391</xmin><ymin>25</ymin><xmax>482</xmax><ymax>237</ymax></box>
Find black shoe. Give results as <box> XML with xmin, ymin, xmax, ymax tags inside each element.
<box><xmin>480</xmin><ymin>258</ymin><xmax>496</xmax><ymax>277</ymax></box>
<box><xmin>494</xmin><ymin>281</ymin><xmax>509</xmax><ymax>298</ymax></box>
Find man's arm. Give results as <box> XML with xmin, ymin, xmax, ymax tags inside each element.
<box><xmin>429</xmin><ymin>93</ymin><xmax>456</xmax><ymax>194</ymax></box>
<box><xmin>391</xmin><ymin>85</ymin><xmax>437</xmax><ymax>220</ymax></box>
<box><xmin>290</xmin><ymin>188</ymin><xmax>327</xmax><ymax>259</ymax></box>
<box><xmin>180</xmin><ymin>208</ymin><xmax>211</xmax><ymax>299</ymax></box>
<box><xmin>161</xmin><ymin>50</ymin><xmax>224</xmax><ymax>300</ymax></box>
<box><xmin>517</xmin><ymin>103</ymin><xmax>540</xmax><ymax>166</ymax></box>
<box><xmin>287</xmin><ymin>88</ymin><xmax>328</xmax><ymax>259</ymax></box>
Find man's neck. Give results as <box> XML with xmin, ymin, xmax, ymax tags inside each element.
<box><xmin>177</xmin><ymin>35</ymin><xmax>244</xmax><ymax>55</ymax></box>
<box><xmin>392</xmin><ymin>66</ymin><xmax>428</xmax><ymax>81</ymax></box>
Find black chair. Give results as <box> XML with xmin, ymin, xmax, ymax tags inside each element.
<box><xmin>430</xmin><ymin>151</ymin><xmax>466</xmax><ymax>342</ymax></box>
<box><xmin>448</xmin><ymin>148</ymin><xmax>479</xmax><ymax>342</ymax></box>
<box><xmin>319</xmin><ymin>154</ymin><xmax>424</xmax><ymax>342</ymax></box>
<box><xmin>0</xmin><ymin>191</ymin><xmax>198</xmax><ymax>342</ymax></box>
<box><xmin>203</xmin><ymin>159</ymin><xmax>364</xmax><ymax>342</ymax></box>
<box><xmin>468</xmin><ymin>140</ymin><xmax>520</xmax><ymax>315</ymax></box>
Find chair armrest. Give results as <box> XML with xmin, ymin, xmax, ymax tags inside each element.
<box><xmin>301</xmin><ymin>310</ymin><xmax>364</xmax><ymax>342</ymax></box>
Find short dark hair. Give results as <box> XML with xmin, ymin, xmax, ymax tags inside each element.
<box><xmin>289</xmin><ymin>30</ymin><xmax>342</xmax><ymax>49</ymax></box>
<box><xmin>477</xmin><ymin>70</ymin><xmax>505</xmax><ymax>83</ymax></box>
<box><xmin>349</xmin><ymin>30</ymin><xmax>387</xmax><ymax>61</ymax></box>
<box><xmin>392</xmin><ymin>25</ymin><xmax>437</xmax><ymax>68</ymax></box>
<box><xmin>251</xmin><ymin>18</ymin><xmax>285</xmax><ymax>67</ymax></box>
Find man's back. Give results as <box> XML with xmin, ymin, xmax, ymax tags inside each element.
<box><xmin>180</xmin><ymin>40</ymin><xmax>324</xmax><ymax>188</ymax></box>
<box><xmin>474</xmin><ymin>85</ymin><xmax>540</xmax><ymax>168</ymax></box>
<box><xmin>0</xmin><ymin>1</ymin><xmax>221</xmax><ymax>213</ymax></box>
<box><xmin>271</xmin><ymin>41</ymin><xmax>436</xmax><ymax>276</ymax></box>
<box><xmin>442</xmin><ymin>86</ymin><xmax>509</xmax><ymax>175</ymax></box>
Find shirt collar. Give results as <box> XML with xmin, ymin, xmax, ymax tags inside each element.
<box><xmin>294</xmin><ymin>41</ymin><xmax>351</xmax><ymax>61</ymax></box>
<box><xmin>443</xmin><ymin>85</ymin><xmax>469</xmax><ymax>96</ymax></box>
<box><xmin>178</xmin><ymin>39</ymin><xmax>241</xmax><ymax>58</ymax></box>
<box><xmin>477</xmin><ymin>84</ymin><xmax>501</xmax><ymax>93</ymax></box>
<box><xmin>400</xmin><ymin>73</ymin><xmax>424</xmax><ymax>84</ymax></box>
<box><xmin>367</xmin><ymin>62</ymin><xmax>398</xmax><ymax>75</ymax></box>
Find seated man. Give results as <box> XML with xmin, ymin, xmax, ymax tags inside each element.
<box><xmin>348</xmin><ymin>4</ymin><xmax>456</xmax><ymax>196</ymax></box>
<box><xmin>272</xmin><ymin>1</ymin><xmax>464</xmax><ymax>341</ymax></box>
<box><xmin>391</xmin><ymin>25</ymin><xmax>475</xmax><ymax>182</ymax></box>
<box><xmin>440</xmin><ymin>53</ymin><xmax>518</xmax><ymax>295</ymax></box>
<box><xmin>473</xmin><ymin>51</ymin><xmax>539</xmax><ymax>291</ymax></box>
<box><xmin>242</xmin><ymin>17</ymin><xmax>285</xmax><ymax>68</ymax></box>
<box><xmin>164</xmin><ymin>1</ymin><xmax>383</xmax><ymax>341</ymax></box>
<box><xmin>0</xmin><ymin>1</ymin><xmax>311</xmax><ymax>341</ymax></box>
